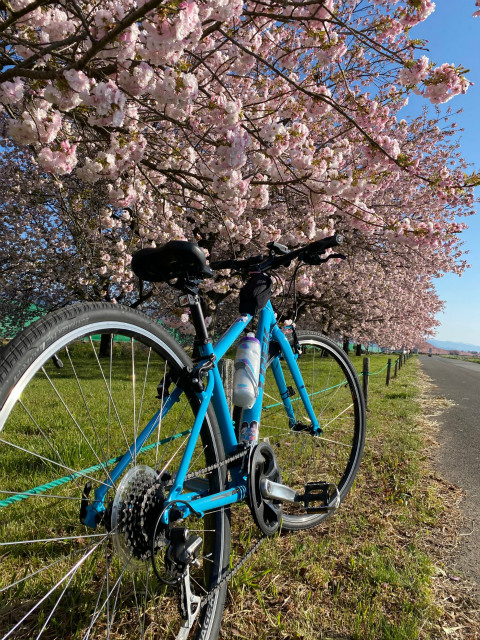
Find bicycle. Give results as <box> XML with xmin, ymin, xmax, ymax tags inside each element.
<box><xmin>0</xmin><ymin>234</ymin><xmax>365</xmax><ymax>640</ymax></box>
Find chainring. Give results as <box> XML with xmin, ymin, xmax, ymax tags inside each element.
<box><xmin>247</xmin><ymin>442</ymin><xmax>283</xmax><ymax>536</ymax></box>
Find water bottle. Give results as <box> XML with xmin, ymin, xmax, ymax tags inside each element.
<box><xmin>232</xmin><ymin>333</ymin><xmax>261</xmax><ymax>409</ymax></box>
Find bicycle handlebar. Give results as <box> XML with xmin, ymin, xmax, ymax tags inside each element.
<box><xmin>210</xmin><ymin>234</ymin><xmax>343</xmax><ymax>272</ymax></box>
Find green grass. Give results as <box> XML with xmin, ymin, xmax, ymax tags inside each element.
<box><xmin>222</xmin><ymin>355</ymin><xmax>445</xmax><ymax>640</ymax></box>
<box><xmin>440</xmin><ymin>354</ymin><xmax>480</xmax><ymax>365</ymax></box>
<box><xmin>0</xmin><ymin>345</ymin><xmax>448</xmax><ymax>640</ymax></box>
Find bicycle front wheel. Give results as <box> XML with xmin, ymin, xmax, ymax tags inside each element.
<box><xmin>0</xmin><ymin>302</ymin><xmax>229</xmax><ymax>640</ymax></box>
<box><xmin>260</xmin><ymin>331</ymin><xmax>366</xmax><ymax>531</ymax></box>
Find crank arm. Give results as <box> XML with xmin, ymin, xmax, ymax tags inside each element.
<box><xmin>260</xmin><ymin>479</ymin><xmax>340</xmax><ymax>512</ymax></box>
<box><xmin>260</xmin><ymin>478</ymin><xmax>299</xmax><ymax>504</ymax></box>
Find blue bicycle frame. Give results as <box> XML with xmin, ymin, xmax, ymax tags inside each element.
<box><xmin>84</xmin><ymin>300</ymin><xmax>321</xmax><ymax>529</ymax></box>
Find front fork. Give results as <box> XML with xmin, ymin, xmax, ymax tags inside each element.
<box><xmin>267</xmin><ymin>327</ymin><xmax>322</xmax><ymax>434</ymax></box>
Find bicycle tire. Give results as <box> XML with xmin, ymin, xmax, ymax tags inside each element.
<box><xmin>0</xmin><ymin>301</ymin><xmax>229</xmax><ymax>640</ymax></box>
<box><xmin>235</xmin><ymin>331</ymin><xmax>365</xmax><ymax>531</ymax></box>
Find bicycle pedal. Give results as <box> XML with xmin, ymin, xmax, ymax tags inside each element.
<box><xmin>291</xmin><ymin>421</ymin><xmax>314</xmax><ymax>434</ymax></box>
<box><xmin>299</xmin><ymin>482</ymin><xmax>340</xmax><ymax>513</ymax></box>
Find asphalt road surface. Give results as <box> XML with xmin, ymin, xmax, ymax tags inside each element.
<box><xmin>419</xmin><ymin>355</ymin><xmax>480</xmax><ymax>587</ymax></box>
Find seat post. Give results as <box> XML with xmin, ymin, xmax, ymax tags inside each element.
<box><xmin>179</xmin><ymin>283</ymin><xmax>211</xmax><ymax>355</ymax></box>
<box><xmin>188</xmin><ymin>294</ymin><xmax>210</xmax><ymax>348</ymax></box>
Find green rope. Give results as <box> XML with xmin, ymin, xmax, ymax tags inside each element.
<box><xmin>264</xmin><ymin>358</ymin><xmax>392</xmax><ymax>411</ymax></box>
<box><xmin>368</xmin><ymin>363</ymin><xmax>390</xmax><ymax>375</ymax></box>
<box><xmin>263</xmin><ymin>379</ymin><xmax>349</xmax><ymax>410</ymax></box>
<box><xmin>0</xmin><ymin>429</ymin><xmax>192</xmax><ymax>509</ymax></box>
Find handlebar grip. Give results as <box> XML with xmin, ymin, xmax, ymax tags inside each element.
<box><xmin>210</xmin><ymin>259</ymin><xmax>234</xmax><ymax>270</ymax></box>
<box><xmin>301</xmin><ymin>234</ymin><xmax>343</xmax><ymax>257</ymax></box>
<box><xmin>324</xmin><ymin>233</ymin><xmax>343</xmax><ymax>248</ymax></box>
<box><xmin>310</xmin><ymin>234</ymin><xmax>343</xmax><ymax>252</ymax></box>
<box><xmin>210</xmin><ymin>254</ymin><xmax>264</xmax><ymax>271</ymax></box>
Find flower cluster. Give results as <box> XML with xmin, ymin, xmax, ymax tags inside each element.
<box><xmin>0</xmin><ymin>0</ymin><xmax>476</xmax><ymax>346</ymax></box>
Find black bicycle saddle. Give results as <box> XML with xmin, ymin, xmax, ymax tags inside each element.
<box><xmin>131</xmin><ymin>241</ymin><xmax>213</xmax><ymax>283</ymax></box>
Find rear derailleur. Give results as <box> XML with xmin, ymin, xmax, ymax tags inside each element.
<box><xmin>164</xmin><ymin>527</ymin><xmax>204</xmax><ymax>630</ymax></box>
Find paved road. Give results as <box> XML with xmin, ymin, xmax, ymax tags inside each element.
<box><xmin>419</xmin><ymin>355</ymin><xmax>480</xmax><ymax>586</ymax></box>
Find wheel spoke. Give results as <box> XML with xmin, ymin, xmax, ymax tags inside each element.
<box><xmin>1</xmin><ymin>539</ymin><xmax>104</xmax><ymax>640</ymax></box>
<box><xmin>320</xmin><ymin>403</ymin><xmax>355</xmax><ymax>430</ymax></box>
<box><xmin>0</xmin><ymin>538</ymin><xmax>107</xmax><ymax>595</ymax></box>
<box><xmin>0</xmin><ymin>533</ymin><xmax>107</xmax><ymax>547</ymax></box>
<box><xmin>137</xmin><ymin>347</ymin><xmax>152</xmax><ymax>443</ymax></box>
<box><xmin>131</xmin><ymin>339</ymin><xmax>137</xmax><ymax>465</ymax></box>
<box><xmin>0</xmin><ymin>489</ymin><xmax>82</xmax><ymax>501</ymax></box>
<box><xmin>0</xmin><ymin>437</ymin><xmax>112</xmax><ymax>490</ymax></box>
<box><xmin>155</xmin><ymin>398</ymin><xmax>190</xmax><ymax>473</ymax></box>
<box><xmin>64</xmin><ymin>345</ymin><xmax>117</xmax><ymax>490</ymax></box>
<box><xmin>18</xmin><ymin>400</ymin><xmax>84</xmax><ymax>495</ymax></box>
<box><xmin>0</xmin><ymin>309</ymin><xmax>229</xmax><ymax>640</ymax></box>
<box><xmin>251</xmin><ymin>334</ymin><xmax>365</xmax><ymax>529</ymax></box>
<box><xmin>88</xmin><ymin>337</ymin><xmax>130</xmax><ymax>453</ymax></box>
<box><xmin>40</xmin><ymin>366</ymin><xmax>117</xmax><ymax>490</ymax></box>
<box><xmin>83</xmin><ymin>562</ymin><xmax>129</xmax><ymax>640</ymax></box>
<box><xmin>154</xmin><ymin>359</ymin><xmax>168</xmax><ymax>469</ymax></box>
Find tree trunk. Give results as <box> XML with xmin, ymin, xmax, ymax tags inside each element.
<box><xmin>99</xmin><ymin>333</ymin><xmax>112</xmax><ymax>358</ymax></box>
<box><xmin>342</xmin><ymin>337</ymin><xmax>350</xmax><ymax>355</ymax></box>
<box><xmin>355</xmin><ymin>343</ymin><xmax>362</xmax><ymax>357</ymax></box>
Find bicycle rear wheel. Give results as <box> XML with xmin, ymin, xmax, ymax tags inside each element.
<box><xmin>259</xmin><ymin>331</ymin><xmax>365</xmax><ymax>531</ymax></box>
<box><xmin>0</xmin><ymin>302</ymin><xmax>229</xmax><ymax>640</ymax></box>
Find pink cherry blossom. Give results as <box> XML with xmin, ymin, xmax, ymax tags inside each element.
<box><xmin>0</xmin><ymin>0</ymin><xmax>476</xmax><ymax>347</ymax></box>
<box><xmin>0</xmin><ymin>78</ymin><xmax>24</xmax><ymax>104</ymax></box>
<box><xmin>38</xmin><ymin>141</ymin><xmax>78</xmax><ymax>174</ymax></box>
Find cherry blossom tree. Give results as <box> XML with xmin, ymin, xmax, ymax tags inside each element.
<box><xmin>0</xmin><ymin>0</ymin><xmax>477</xmax><ymax>346</ymax></box>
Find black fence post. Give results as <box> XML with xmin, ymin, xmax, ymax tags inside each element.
<box><xmin>394</xmin><ymin>359</ymin><xmax>398</xmax><ymax>377</ymax></box>
<box><xmin>398</xmin><ymin>354</ymin><xmax>402</xmax><ymax>370</ymax></box>
<box><xmin>386</xmin><ymin>358</ymin><xmax>392</xmax><ymax>386</ymax></box>
<box><xmin>362</xmin><ymin>357</ymin><xmax>369</xmax><ymax>409</ymax></box>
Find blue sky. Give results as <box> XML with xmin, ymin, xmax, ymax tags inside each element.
<box><xmin>401</xmin><ymin>2</ymin><xmax>480</xmax><ymax>346</ymax></box>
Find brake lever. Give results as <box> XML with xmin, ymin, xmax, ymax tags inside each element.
<box><xmin>305</xmin><ymin>252</ymin><xmax>346</xmax><ymax>265</ymax></box>
<box><xmin>267</xmin><ymin>241</ymin><xmax>289</xmax><ymax>256</ymax></box>
<box><xmin>326</xmin><ymin>253</ymin><xmax>346</xmax><ymax>261</ymax></box>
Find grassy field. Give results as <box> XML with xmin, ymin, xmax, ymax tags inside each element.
<box><xmin>222</xmin><ymin>355</ymin><xmax>479</xmax><ymax>640</ymax></box>
<box><xmin>440</xmin><ymin>355</ymin><xmax>480</xmax><ymax>365</ymax></box>
<box><xmin>1</xmin><ymin>346</ymin><xmax>479</xmax><ymax>639</ymax></box>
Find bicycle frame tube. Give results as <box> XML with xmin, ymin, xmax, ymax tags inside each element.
<box><xmin>85</xmin><ymin>301</ymin><xmax>323</xmax><ymax>526</ymax></box>
<box><xmin>83</xmin><ymin>386</ymin><xmax>184</xmax><ymax>527</ymax></box>
<box><xmin>269</xmin><ymin>325</ymin><xmax>321</xmax><ymax>432</ymax></box>
<box><xmin>239</xmin><ymin>302</ymin><xmax>319</xmax><ymax>433</ymax></box>
<box><xmin>203</xmin><ymin>313</ymin><xmax>252</xmax><ymax>456</ymax></box>
<box><xmin>166</xmin><ymin>303</ymin><xmax>323</xmax><ymax>520</ymax></box>
<box><xmin>150</xmin><ymin>319</ymin><xmax>254</xmax><ymax>521</ymax></box>
<box><xmin>239</xmin><ymin>301</ymin><xmax>275</xmax><ymax>427</ymax></box>
<box><xmin>83</xmin><ymin>314</ymin><xmax>253</xmax><ymax>528</ymax></box>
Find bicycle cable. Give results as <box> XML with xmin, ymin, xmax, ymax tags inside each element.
<box><xmin>146</xmin><ymin>443</ymin><xmax>267</xmax><ymax>615</ymax></box>
<box><xmin>274</xmin><ymin>260</ymin><xmax>305</xmax><ymax>325</ymax></box>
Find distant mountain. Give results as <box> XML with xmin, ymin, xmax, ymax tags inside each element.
<box><xmin>430</xmin><ymin>339</ymin><xmax>480</xmax><ymax>353</ymax></box>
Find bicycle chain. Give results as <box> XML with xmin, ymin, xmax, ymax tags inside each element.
<box><xmin>200</xmin><ymin>534</ymin><xmax>266</xmax><ymax>608</ymax></box>
<box><xmin>183</xmin><ymin>443</ymin><xmax>251</xmax><ymax>482</ymax></box>
<box><xmin>179</xmin><ymin>443</ymin><xmax>267</xmax><ymax>611</ymax></box>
